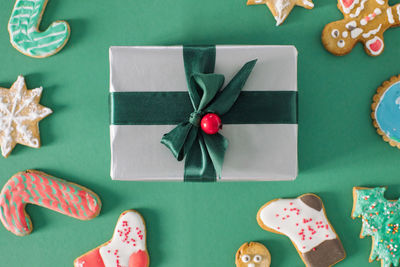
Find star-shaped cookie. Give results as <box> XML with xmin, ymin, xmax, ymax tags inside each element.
<box><xmin>247</xmin><ymin>0</ymin><xmax>314</xmax><ymax>26</ymax></box>
<box><xmin>0</xmin><ymin>75</ymin><xmax>52</xmax><ymax>157</ymax></box>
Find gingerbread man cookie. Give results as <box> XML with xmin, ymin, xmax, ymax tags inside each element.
<box><xmin>236</xmin><ymin>242</ymin><xmax>271</xmax><ymax>267</ymax></box>
<box><xmin>257</xmin><ymin>194</ymin><xmax>346</xmax><ymax>267</ymax></box>
<box><xmin>352</xmin><ymin>187</ymin><xmax>400</xmax><ymax>267</ymax></box>
<box><xmin>247</xmin><ymin>0</ymin><xmax>314</xmax><ymax>26</ymax></box>
<box><xmin>74</xmin><ymin>210</ymin><xmax>149</xmax><ymax>267</ymax></box>
<box><xmin>0</xmin><ymin>170</ymin><xmax>101</xmax><ymax>236</ymax></box>
<box><xmin>322</xmin><ymin>0</ymin><xmax>400</xmax><ymax>56</ymax></box>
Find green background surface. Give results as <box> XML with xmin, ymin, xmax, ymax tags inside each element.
<box><xmin>0</xmin><ymin>0</ymin><xmax>400</xmax><ymax>266</ymax></box>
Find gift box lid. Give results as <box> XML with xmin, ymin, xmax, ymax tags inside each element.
<box><xmin>110</xmin><ymin>45</ymin><xmax>298</xmax><ymax>181</ymax></box>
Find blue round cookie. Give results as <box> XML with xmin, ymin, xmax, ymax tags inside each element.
<box><xmin>374</xmin><ymin>78</ymin><xmax>400</xmax><ymax>146</ymax></box>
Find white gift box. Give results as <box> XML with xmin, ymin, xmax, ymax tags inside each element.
<box><xmin>109</xmin><ymin>45</ymin><xmax>298</xmax><ymax>181</ymax></box>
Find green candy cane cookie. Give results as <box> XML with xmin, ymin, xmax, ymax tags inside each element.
<box><xmin>8</xmin><ymin>0</ymin><xmax>70</xmax><ymax>58</ymax></box>
<box><xmin>352</xmin><ymin>187</ymin><xmax>400</xmax><ymax>267</ymax></box>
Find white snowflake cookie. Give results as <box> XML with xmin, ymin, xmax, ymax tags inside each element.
<box><xmin>0</xmin><ymin>75</ymin><xmax>52</xmax><ymax>157</ymax></box>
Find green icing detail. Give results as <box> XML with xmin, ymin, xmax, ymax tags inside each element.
<box><xmin>353</xmin><ymin>187</ymin><xmax>400</xmax><ymax>267</ymax></box>
<box><xmin>8</xmin><ymin>0</ymin><xmax>70</xmax><ymax>57</ymax></box>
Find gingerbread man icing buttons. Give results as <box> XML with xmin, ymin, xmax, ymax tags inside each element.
<box><xmin>257</xmin><ymin>194</ymin><xmax>346</xmax><ymax>267</ymax></box>
<box><xmin>74</xmin><ymin>210</ymin><xmax>149</xmax><ymax>267</ymax></box>
<box><xmin>352</xmin><ymin>187</ymin><xmax>400</xmax><ymax>267</ymax></box>
<box><xmin>322</xmin><ymin>0</ymin><xmax>400</xmax><ymax>56</ymax></box>
<box><xmin>0</xmin><ymin>75</ymin><xmax>52</xmax><ymax>157</ymax></box>
<box><xmin>247</xmin><ymin>0</ymin><xmax>314</xmax><ymax>26</ymax></box>
<box><xmin>372</xmin><ymin>75</ymin><xmax>400</xmax><ymax>149</ymax></box>
<box><xmin>236</xmin><ymin>242</ymin><xmax>271</xmax><ymax>267</ymax></box>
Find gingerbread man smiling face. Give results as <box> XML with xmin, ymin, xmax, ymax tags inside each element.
<box><xmin>235</xmin><ymin>242</ymin><xmax>271</xmax><ymax>267</ymax></box>
<box><xmin>322</xmin><ymin>0</ymin><xmax>400</xmax><ymax>56</ymax></box>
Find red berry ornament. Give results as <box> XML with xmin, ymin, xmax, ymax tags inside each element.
<box><xmin>200</xmin><ymin>113</ymin><xmax>222</xmax><ymax>135</ymax></box>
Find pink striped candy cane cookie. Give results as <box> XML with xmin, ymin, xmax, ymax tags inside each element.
<box><xmin>0</xmin><ymin>170</ymin><xmax>101</xmax><ymax>236</ymax></box>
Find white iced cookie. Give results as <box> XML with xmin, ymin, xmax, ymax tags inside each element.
<box><xmin>257</xmin><ymin>194</ymin><xmax>346</xmax><ymax>267</ymax></box>
<box><xmin>247</xmin><ymin>0</ymin><xmax>314</xmax><ymax>26</ymax></box>
<box><xmin>0</xmin><ymin>75</ymin><xmax>52</xmax><ymax>157</ymax></box>
<box><xmin>74</xmin><ymin>210</ymin><xmax>149</xmax><ymax>267</ymax></box>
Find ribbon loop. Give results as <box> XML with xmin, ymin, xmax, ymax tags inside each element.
<box><xmin>161</xmin><ymin>46</ymin><xmax>257</xmax><ymax>182</ymax></box>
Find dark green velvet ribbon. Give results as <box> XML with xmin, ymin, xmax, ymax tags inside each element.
<box><xmin>160</xmin><ymin>46</ymin><xmax>257</xmax><ymax>182</ymax></box>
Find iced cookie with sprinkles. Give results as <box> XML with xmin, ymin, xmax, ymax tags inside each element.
<box><xmin>372</xmin><ymin>75</ymin><xmax>400</xmax><ymax>149</ymax></box>
<box><xmin>246</xmin><ymin>0</ymin><xmax>314</xmax><ymax>26</ymax></box>
<box><xmin>257</xmin><ymin>194</ymin><xmax>346</xmax><ymax>267</ymax></box>
<box><xmin>74</xmin><ymin>210</ymin><xmax>149</xmax><ymax>267</ymax></box>
<box><xmin>322</xmin><ymin>0</ymin><xmax>400</xmax><ymax>56</ymax></box>
<box><xmin>0</xmin><ymin>75</ymin><xmax>52</xmax><ymax>158</ymax></box>
<box><xmin>352</xmin><ymin>187</ymin><xmax>400</xmax><ymax>267</ymax></box>
<box><xmin>0</xmin><ymin>170</ymin><xmax>101</xmax><ymax>236</ymax></box>
<box><xmin>8</xmin><ymin>0</ymin><xmax>71</xmax><ymax>58</ymax></box>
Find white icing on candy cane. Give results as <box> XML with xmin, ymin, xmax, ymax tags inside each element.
<box><xmin>258</xmin><ymin>198</ymin><xmax>336</xmax><ymax>253</ymax></box>
<box><xmin>99</xmin><ymin>211</ymin><xmax>147</xmax><ymax>266</ymax></box>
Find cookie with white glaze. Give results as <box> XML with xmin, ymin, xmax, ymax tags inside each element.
<box><xmin>74</xmin><ymin>210</ymin><xmax>149</xmax><ymax>267</ymax></box>
<box><xmin>372</xmin><ymin>75</ymin><xmax>400</xmax><ymax>149</ymax></box>
<box><xmin>247</xmin><ymin>0</ymin><xmax>314</xmax><ymax>26</ymax></box>
<box><xmin>257</xmin><ymin>194</ymin><xmax>346</xmax><ymax>267</ymax></box>
<box><xmin>236</xmin><ymin>242</ymin><xmax>271</xmax><ymax>267</ymax></box>
<box><xmin>0</xmin><ymin>75</ymin><xmax>52</xmax><ymax>157</ymax></box>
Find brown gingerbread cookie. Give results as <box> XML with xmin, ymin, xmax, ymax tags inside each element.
<box><xmin>235</xmin><ymin>242</ymin><xmax>271</xmax><ymax>267</ymax></box>
<box><xmin>322</xmin><ymin>0</ymin><xmax>400</xmax><ymax>56</ymax></box>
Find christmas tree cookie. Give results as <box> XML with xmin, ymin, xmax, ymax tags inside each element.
<box><xmin>352</xmin><ymin>187</ymin><xmax>400</xmax><ymax>267</ymax></box>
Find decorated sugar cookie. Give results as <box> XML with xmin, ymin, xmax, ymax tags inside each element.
<box><xmin>247</xmin><ymin>0</ymin><xmax>314</xmax><ymax>26</ymax></box>
<box><xmin>372</xmin><ymin>75</ymin><xmax>400</xmax><ymax>149</ymax></box>
<box><xmin>257</xmin><ymin>194</ymin><xmax>346</xmax><ymax>267</ymax></box>
<box><xmin>74</xmin><ymin>210</ymin><xmax>149</xmax><ymax>267</ymax></box>
<box><xmin>0</xmin><ymin>170</ymin><xmax>101</xmax><ymax>236</ymax></box>
<box><xmin>236</xmin><ymin>242</ymin><xmax>271</xmax><ymax>267</ymax></box>
<box><xmin>322</xmin><ymin>0</ymin><xmax>400</xmax><ymax>56</ymax></box>
<box><xmin>8</xmin><ymin>0</ymin><xmax>71</xmax><ymax>58</ymax></box>
<box><xmin>0</xmin><ymin>75</ymin><xmax>52</xmax><ymax>158</ymax></box>
<box><xmin>352</xmin><ymin>187</ymin><xmax>400</xmax><ymax>267</ymax></box>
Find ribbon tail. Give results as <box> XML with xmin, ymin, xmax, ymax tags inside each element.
<box><xmin>184</xmin><ymin>134</ymin><xmax>216</xmax><ymax>182</ymax></box>
<box><xmin>202</xmin><ymin>132</ymin><xmax>228</xmax><ymax>179</ymax></box>
<box><xmin>161</xmin><ymin>122</ymin><xmax>194</xmax><ymax>161</ymax></box>
<box><xmin>207</xmin><ymin>59</ymin><xmax>257</xmax><ymax>115</ymax></box>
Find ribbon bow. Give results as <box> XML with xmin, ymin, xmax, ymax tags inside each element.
<box><xmin>161</xmin><ymin>46</ymin><xmax>257</xmax><ymax>182</ymax></box>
